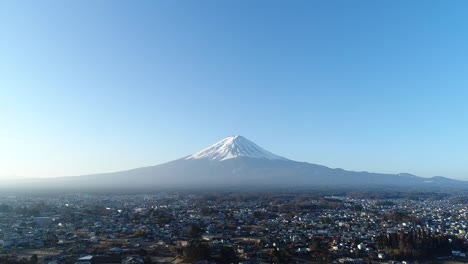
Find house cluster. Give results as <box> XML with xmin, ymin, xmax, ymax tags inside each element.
<box><xmin>0</xmin><ymin>192</ymin><xmax>466</xmax><ymax>263</ymax></box>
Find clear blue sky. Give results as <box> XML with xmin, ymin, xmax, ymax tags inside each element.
<box><xmin>1</xmin><ymin>1</ymin><xmax>468</xmax><ymax>180</ymax></box>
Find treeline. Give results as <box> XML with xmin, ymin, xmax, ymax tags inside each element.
<box><xmin>0</xmin><ymin>254</ymin><xmax>38</xmax><ymax>264</ymax></box>
<box><xmin>183</xmin><ymin>243</ymin><xmax>238</xmax><ymax>263</ymax></box>
<box><xmin>450</xmin><ymin>196</ymin><xmax>468</xmax><ymax>205</ymax></box>
<box><xmin>349</xmin><ymin>191</ymin><xmax>449</xmax><ymax>200</ymax></box>
<box><xmin>381</xmin><ymin>211</ymin><xmax>420</xmax><ymax>224</ymax></box>
<box><xmin>0</xmin><ymin>203</ymin><xmax>52</xmax><ymax>217</ymax></box>
<box><xmin>377</xmin><ymin>228</ymin><xmax>451</xmax><ymax>259</ymax></box>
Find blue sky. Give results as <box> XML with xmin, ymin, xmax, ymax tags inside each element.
<box><xmin>1</xmin><ymin>1</ymin><xmax>468</xmax><ymax>180</ymax></box>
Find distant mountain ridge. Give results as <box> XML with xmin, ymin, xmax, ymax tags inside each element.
<box><xmin>7</xmin><ymin>135</ymin><xmax>468</xmax><ymax>190</ymax></box>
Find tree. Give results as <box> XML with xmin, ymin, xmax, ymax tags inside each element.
<box><xmin>29</xmin><ymin>254</ymin><xmax>38</xmax><ymax>264</ymax></box>
<box><xmin>143</xmin><ymin>256</ymin><xmax>152</xmax><ymax>264</ymax></box>
<box><xmin>184</xmin><ymin>243</ymin><xmax>210</xmax><ymax>262</ymax></box>
<box><xmin>219</xmin><ymin>246</ymin><xmax>237</xmax><ymax>264</ymax></box>
<box><xmin>187</xmin><ymin>224</ymin><xmax>203</xmax><ymax>239</ymax></box>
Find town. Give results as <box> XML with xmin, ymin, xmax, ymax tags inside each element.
<box><xmin>0</xmin><ymin>190</ymin><xmax>467</xmax><ymax>264</ymax></box>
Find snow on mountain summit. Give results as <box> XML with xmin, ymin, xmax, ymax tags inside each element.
<box><xmin>185</xmin><ymin>135</ymin><xmax>288</xmax><ymax>161</ymax></box>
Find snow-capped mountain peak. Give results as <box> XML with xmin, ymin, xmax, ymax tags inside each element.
<box><xmin>185</xmin><ymin>135</ymin><xmax>288</xmax><ymax>161</ymax></box>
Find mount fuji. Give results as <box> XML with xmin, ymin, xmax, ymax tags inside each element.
<box><xmin>184</xmin><ymin>135</ymin><xmax>288</xmax><ymax>161</ymax></box>
<box><xmin>13</xmin><ymin>135</ymin><xmax>468</xmax><ymax>190</ymax></box>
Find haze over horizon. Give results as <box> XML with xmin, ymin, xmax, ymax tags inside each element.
<box><xmin>1</xmin><ymin>1</ymin><xmax>468</xmax><ymax>181</ymax></box>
